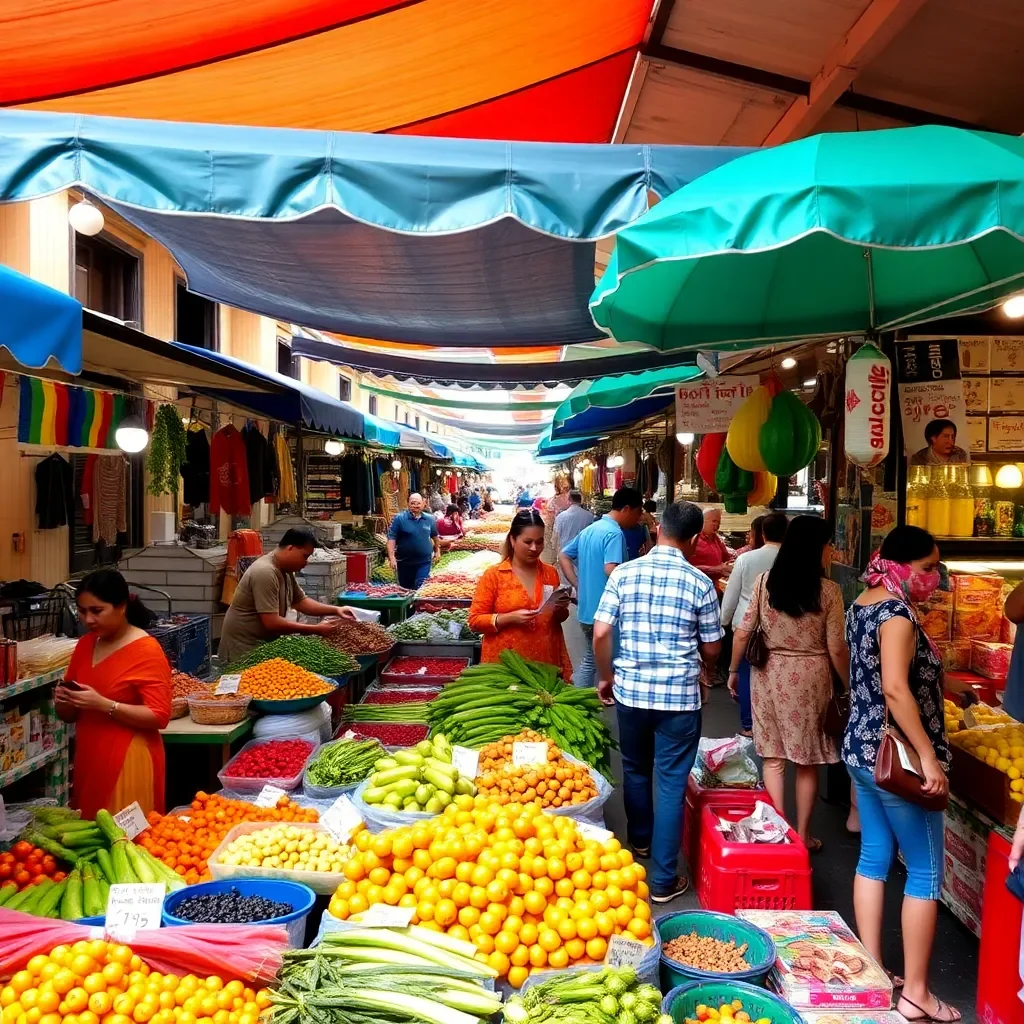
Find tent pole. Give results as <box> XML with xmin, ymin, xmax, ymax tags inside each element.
<box><xmin>296</xmin><ymin>423</ymin><xmax>306</xmax><ymax>519</ymax></box>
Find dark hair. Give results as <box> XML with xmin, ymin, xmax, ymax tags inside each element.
<box><xmin>761</xmin><ymin>511</ymin><xmax>789</xmax><ymax>544</ymax></box>
<box><xmin>643</xmin><ymin>500</ymin><xmax>657</xmax><ymax>513</ymax></box>
<box><xmin>611</xmin><ymin>487</ymin><xmax>643</xmax><ymax>511</ymax></box>
<box><xmin>659</xmin><ymin>501</ymin><xmax>704</xmax><ymax>543</ymax></box>
<box><xmin>880</xmin><ymin>525</ymin><xmax>937</xmax><ymax>564</ymax></box>
<box><xmin>765</xmin><ymin>515</ymin><xmax>832</xmax><ymax>617</ymax></box>
<box><xmin>925</xmin><ymin>418</ymin><xmax>957</xmax><ymax>442</ymax></box>
<box><xmin>568</xmin><ymin>490</ymin><xmax>583</xmax><ymax>504</ymax></box>
<box><xmin>77</xmin><ymin>570</ymin><xmax>156</xmax><ymax>629</ymax></box>
<box><xmin>501</xmin><ymin>509</ymin><xmax>544</xmax><ymax>561</ymax></box>
<box><xmin>279</xmin><ymin>527</ymin><xmax>317</xmax><ymax>549</ymax></box>
<box><xmin>747</xmin><ymin>515</ymin><xmax>765</xmax><ymax>549</ymax></box>
<box><xmin>445</xmin><ymin>504</ymin><xmax>459</xmax><ymax>517</ymax></box>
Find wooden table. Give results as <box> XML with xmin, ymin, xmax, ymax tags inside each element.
<box><xmin>161</xmin><ymin>716</ymin><xmax>253</xmax><ymax>766</ymax></box>
<box><xmin>161</xmin><ymin>716</ymin><xmax>254</xmax><ymax>808</ymax></box>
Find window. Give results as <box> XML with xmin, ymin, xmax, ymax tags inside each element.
<box><xmin>415</xmin><ymin>416</ymin><xmax>420</xmax><ymax>431</ymax></box>
<box><xmin>175</xmin><ymin>281</ymin><xmax>217</xmax><ymax>350</ymax></box>
<box><xmin>277</xmin><ymin>339</ymin><xmax>297</xmax><ymax>379</ymax></box>
<box><xmin>404</xmin><ymin>412</ymin><xmax>410</xmax><ymax>424</ymax></box>
<box><xmin>338</xmin><ymin>375</ymin><xmax>352</xmax><ymax>402</ymax></box>
<box><xmin>368</xmin><ymin>395</ymin><xmax>378</xmax><ymax>416</ymax></box>
<box><xmin>74</xmin><ymin>235</ymin><xmax>140</xmax><ymax>324</ymax></box>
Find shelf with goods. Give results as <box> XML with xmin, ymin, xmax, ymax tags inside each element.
<box><xmin>0</xmin><ymin>668</ymin><xmax>69</xmax><ymax>803</ymax></box>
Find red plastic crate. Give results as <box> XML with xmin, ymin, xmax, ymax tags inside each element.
<box><xmin>978</xmin><ymin>831</ymin><xmax>1024</xmax><ymax>1024</ymax></box>
<box><xmin>379</xmin><ymin>655</ymin><xmax>470</xmax><ymax>687</ymax></box>
<box><xmin>682</xmin><ymin>775</ymin><xmax>768</xmax><ymax>878</ymax></box>
<box><xmin>697</xmin><ymin>803</ymin><xmax>812</xmax><ymax>913</ymax></box>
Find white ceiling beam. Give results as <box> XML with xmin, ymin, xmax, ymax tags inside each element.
<box><xmin>762</xmin><ymin>0</ymin><xmax>930</xmax><ymax>145</ymax></box>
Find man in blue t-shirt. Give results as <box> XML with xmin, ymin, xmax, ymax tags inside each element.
<box><xmin>559</xmin><ymin>487</ymin><xmax>643</xmax><ymax>687</ymax></box>
<box><xmin>387</xmin><ymin>493</ymin><xmax>440</xmax><ymax>590</ymax></box>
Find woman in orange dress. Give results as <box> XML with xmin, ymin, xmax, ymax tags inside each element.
<box><xmin>470</xmin><ymin>509</ymin><xmax>573</xmax><ymax>680</ymax></box>
<box><xmin>54</xmin><ymin>570</ymin><xmax>172</xmax><ymax>819</ymax></box>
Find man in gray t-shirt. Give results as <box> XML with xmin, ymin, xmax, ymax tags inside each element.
<box><xmin>553</xmin><ymin>491</ymin><xmax>595</xmax><ymax>572</ymax></box>
<box><xmin>218</xmin><ymin>527</ymin><xmax>355</xmax><ymax>664</ymax></box>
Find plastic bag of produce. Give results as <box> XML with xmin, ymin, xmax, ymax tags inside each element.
<box><xmin>542</xmin><ymin>754</ymin><xmax>613</xmax><ymax>827</ymax></box>
<box><xmin>518</xmin><ymin>931</ymin><xmax>662</xmax><ymax>990</ymax></box>
<box><xmin>694</xmin><ymin>736</ymin><xmax>760</xmax><ymax>788</ymax></box>
<box><xmin>303</xmin><ymin>735</ymin><xmax>386</xmax><ymax>801</ymax></box>
<box><xmin>253</xmin><ymin>702</ymin><xmax>332</xmax><ymax>744</ymax></box>
<box><xmin>351</xmin><ymin>777</ymin><xmax>435</xmax><ymax>833</ymax></box>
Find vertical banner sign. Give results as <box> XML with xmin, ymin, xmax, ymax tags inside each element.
<box><xmin>675</xmin><ymin>376</ymin><xmax>758</xmax><ymax>434</ymax></box>
<box><xmin>844</xmin><ymin>342</ymin><xmax>891</xmax><ymax>467</ymax></box>
<box><xmin>894</xmin><ymin>340</ymin><xmax>971</xmax><ymax>465</ymax></box>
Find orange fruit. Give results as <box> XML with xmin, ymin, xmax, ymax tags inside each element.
<box><xmin>628</xmin><ymin>918</ymin><xmax>651</xmax><ymax>940</ymax></box>
<box><xmin>486</xmin><ymin>951</ymin><xmax>510</xmax><ymax>977</ymax></box>
<box><xmin>494</xmin><ymin>931</ymin><xmax>519</xmax><ymax>956</ymax></box>
<box><xmin>565</xmin><ymin>938</ymin><xmax>586</xmax><ymax>960</ymax></box>
<box><xmin>507</xmin><ymin>966</ymin><xmax>529</xmax><ymax>990</ymax></box>
<box><xmin>509</xmin><ymin>944</ymin><xmax>530</xmax><ymax>967</ymax></box>
<box><xmin>547</xmin><ymin>948</ymin><xmax>569</xmax><ymax>969</ymax></box>
<box><xmin>538</xmin><ymin>930</ymin><xmax>561</xmax><ymax>954</ymax></box>
<box><xmin>523</xmin><ymin>890</ymin><xmax>546</xmax><ymax>917</ymax></box>
<box><xmin>458</xmin><ymin>906</ymin><xmax>480</xmax><ymax>928</ymax></box>
<box><xmin>585</xmin><ymin>937</ymin><xmax>608</xmax><ymax>960</ymax></box>
<box><xmin>519</xmin><ymin>922</ymin><xmax>539</xmax><ymax>946</ymax></box>
<box><xmin>575</xmin><ymin>917</ymin><xmax>598</xmax><ymax>941</ymax></box>
<box><xmin>473</xmin><ymin>934</ymin><xmax>495</xmax><ymax>955</ymax></box>
<box><xmin>595</xmin><ymin>911</ymin><xmax>616</xmax><ymax>937</ymax></box>
<box><xmin>533</xmin><ymin>877</ymin><xmax>554</xmax><ymax>898</ymax></box>
<box><xmin>528</xmin><ymin>944</ymin><xmax>548</xmax><ymax>968</ymax></box>
<box><xmin>556</xmin><ymin>918</ymin><xmax>577</xmax><ymax>941</ymax></box>
<box><xmin>571</xmin><ymin>869</ymin><xmax>592</xmax><ymax>890</ymax></box>
<box><xmin>434</xmin><ymin>899</ymin><xmax>457</xmax><ymax>927</ymax></box>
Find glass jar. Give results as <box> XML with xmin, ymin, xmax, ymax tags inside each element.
<box><xmin>925</xmin><ymin>465</ymin><xmax>951</xmax><ymax>537</ymax></box>
<box><xmin>972</xmin><ymin>463</ymin><xmax>995</xmax><ymax>537</ymax></box>
<box><xmin>905</xmin><ymin>465</ymin><xmax>930</xmax><ymax>528</ymax></box>
<box><xmin>948</xmin><ymin>465</ymin><xmax>974</xmax><ymax>537</ymax></box>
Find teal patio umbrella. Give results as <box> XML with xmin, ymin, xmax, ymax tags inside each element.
<box><xmin>590</xmin><ymin>126</ymin><xmax>1024</xmax><ymax>351</ymax></box>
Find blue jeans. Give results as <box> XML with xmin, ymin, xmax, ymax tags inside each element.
<box><xmin>615</xmin><ymin>701</ymin><xmax>702</xmax><ymax>892</ymax></box>
<box><xmin>574</xmin><ymin>623</ymin><xmax>595</xmax><ymax>688</ymax></box>
<box><xmin>397</xmin><ymin>560</ymin><xmax>431</xmax><ymax>590</ymax></box>
<box><xmin>848</xmin><ymin>765</ymin><xmax>944</xmax><ymax>900</ymax></box>
<box><xmin>736</xmin><ymin>655</ymin><xmax>752</xmax><ymax>731</ymax></box>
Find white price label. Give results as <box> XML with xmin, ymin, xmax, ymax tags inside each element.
<box><xmin>322</xmin><ymin>794</ymin><xmax>364</xmax><ymax>842</ymax></box>
<box><xmin>104</xmin><ymin>883</ymin><xmax>165</xmax><ymax>942</ymax></box>
<box><xmin>448</xmin><ymin>621</ymin><xmax>463</xmax><ymax>639</ymax></box>
<box><xmin>357</xmin><ymin>903</ymin><xmax>416</xmax><ymax>927</ymax></box>
<box><xmin>893</xmin><ymin>737</ymin><xmax>921</xmax><ymax>778</ymax></box>
<box><xmin>604</xmin><ymin>934</ymin><xmax>648</xmax><ymax>968</ymax></box>
<box><xmin>214</xmin><ymin>673</ymin><xmax>242</xmax><ymax>695</ymax></box>
<box><xmin>575</xmin><ymin>821</ymin><xmax>613</xmax><ymax>843</ymax></box>
<box><xmin>512</xmin><ymin>741</ymin><xmax>548</xmax><ymax>767</ymax></box>
<box><xmin>451</xmin><ymin>746</ymin><xmax>479</xmax><ymax>780</ymax></box>
<box><xmin>254</xmin><ymin>784</ymin><xmax>287</xmax><ymax>808</ymax></box>
<box><xmin>113</xmin><ymin>801</ymin><xmax>149</xmax><ymax>840</ymax></box>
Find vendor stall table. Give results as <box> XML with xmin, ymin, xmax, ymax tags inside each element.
<box><xmin>161</xmin><ymin>716</ymin><xmax>253</xmax><ymax>762</ymax></box>
<box><xmin>335</xmin><ymin>592</ymin><xmax>415</xmax><ymax>626</ymax></box>
<box><xmin>161</xmin><ymin>716</ymin><xmax>255</xmax><ymax>810</ymax></box>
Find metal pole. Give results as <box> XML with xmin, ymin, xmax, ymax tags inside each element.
<box><xmin>296</xmin><ymin>423</ymin><xmax>306</xmax><ymax>519</ymax></box>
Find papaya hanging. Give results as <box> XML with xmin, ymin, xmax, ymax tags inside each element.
<box><xmin>695</xmin><ymin>432</ymin><xmax>727</xmax><ymax>489</ymax></box>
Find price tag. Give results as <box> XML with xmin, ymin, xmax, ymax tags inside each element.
<box><xmin>448</xmin><ymin>621</ymin><xmax>463</xmax><ymax>639</ymax></box>
<box><xmin>512</xmin><ymin>741</ymin><xmax>548</xmax><ymax>767</ymax></box>
<box><xmin>893</xmin><ymin>736</ymin><xmax>922</xmax><ymax>778</ymax></box>
<box><xmin>253</xmin><ymin>784</ymin><xmax>287</xmax><ymax>808</ymax></box>
<box><xmin>113</xmin><ymin>801</ymin><xmax>149</xmax><ymax>840</ymax></box>
<box><xmin>963</xmin><ymin>706</ymin><xmax>978</xmax><ymax>729</ymax></box>
<box><xmin>321</xmin><ymin>794</ymin><xmax>364</xmax><ymax>842</ymax></box>
<box><xmin>357</xmin><ymin>903</ymin><xmax>416</xmax><ymax>927</ymax></box>
<box><xmin>575</xmin><ymin>821</ymin><xmax>613</xmax><ymax>843</ymax></box>
<box><xmin>604</xmin><ymin>934</ymin><xmax>649</xmax><ymax>968</ymax></box>
<box><xmin>104</xmin><ymin>883</ymin><xmax>165</xmax><ymax>942</ymax></box>
<box><xmin>214</xmin><ymin>673</ymin><xmax>242</xmax><ymax>695</ymax></box>
<box><xmin>451</xmin><ymin>745</ymin><xmax>479</xmax><ymax>780</ymax></box>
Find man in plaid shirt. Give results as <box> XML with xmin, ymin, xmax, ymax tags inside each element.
<box><xmin>593</xmin><ymin>500</ymin><xmax>723</xmax><ymax>901</ymax></box>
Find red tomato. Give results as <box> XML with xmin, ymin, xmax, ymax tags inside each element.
<box><xmin>24</xmin><ymin>856</ymin><xmax>41</xmax><ymax>873</ymax></box>
<box><xmin>11</xmin><ymin>841</ymin><xmax>32</xmax><ymax>860</ymax></box>
<box><xmin>0</xmin><ymin>852</ymin><xmax>14</xmax><ymax>866</ymax></box>
<box><xmin>52</xmin><ymin>871</ymin><xmax>66</xmax><ymax>883</ymax></box>
<box><xmin>41</xmin><ymin>855</ymin><xmax>56</xmax><ymax>875</ymax></box>
<box><xmin>0</xmin><ymin>881</ymin><xmax>15</xmax><ymax>890</ymax></box>
<box><xmin>0</xmin><ymin>864</ymin><xmax>11</xmax><ymax>880</ymax></box>
<box><xmin>13</xmin><ymin>870</ymin><xmax>31</xmax><ymax>887</ymax></box>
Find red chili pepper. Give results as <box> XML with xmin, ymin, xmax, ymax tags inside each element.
<box><xmin>349</xmin><ymin>722</ymin><xmax>429</xmax><ymax>745</ymax></box>
<box><xmin>363</xmin><ymin>688</ymin><xmax>442</xmax><ymax>704</ymax></box>
<box><xmin>385</xmin><ymin>657</ymin><xmax>467</xmax><ymax>676</ymax></box>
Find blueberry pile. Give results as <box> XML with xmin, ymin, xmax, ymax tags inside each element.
<box><xmin>173</xmin><ymin>887</ymin><xmax>293</xmax><ymax>923</ymax></box>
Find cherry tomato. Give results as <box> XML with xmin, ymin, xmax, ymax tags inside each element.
<box><xmin>41</xmin><ymin>855</ymin><xmax>56</xmax><ymax>875</ymax></box>
<box><xmin>52</xmin><ymin>871</ymin><xmax>67</xmax><ymax>883</ymax></box>
<box><xmin>0</xmin><ymin>864</ymin><xmax>11</xmax><ymax>880</ymax></box>
<box><xmin>13</xmin><ymin>870</ymin><xmax>31</xmax><ymax>887</ymax></box>
<box><xmin>24</xmin><ymin>856</ymin><xmax>41</xmax><ymax>874</ymax></box>
<box><xmin>0</xmin><ymin>881</ymin><xmax>15</xmax><ymax>891</ymax></box>
<box><xmin>11</xmin><ymin>841</ymin><xmax>32</xmax><ymax>860</ymax></box>
<box><xmin>0</xmin><ymin>852</ymin><xmax>14</xmax><ymax>866</ymax></box>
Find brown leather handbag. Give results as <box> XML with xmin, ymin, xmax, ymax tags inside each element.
<box><xmin>745</xmin><ymin>577</ymin><xmax>770</xmax><ymax>669</ymax></box>
<box><xmin>873</xmin><ymin>710</ymin><xmax>948</xmax><ymax>811</ymax></box>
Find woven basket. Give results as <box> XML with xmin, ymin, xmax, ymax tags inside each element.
<box><xmin>169</xmin><ymin>697</ymin><xmax>189</xmax><ymax>720</ymax></box>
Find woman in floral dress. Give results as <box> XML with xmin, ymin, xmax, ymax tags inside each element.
<box><xmin>731</xmin><ymin>516</ymin><xmax>849</xmax><ymax>850</ymax></box>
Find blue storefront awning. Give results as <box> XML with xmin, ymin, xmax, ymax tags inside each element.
<box><xmin>1</xmin><ymin>263</ymin><xmax>82</xmax><ymax>374</ymax></box>
<box><xmin>550</xmin><ymin>392</ymin><xmax>675</xmax><ymax>440</ymax></box>
<box><xmin>356</xmin><ymin>411</ymin><xmax>401</xmax><ymax>448</ymax></box>
<box><xmin>173</xmin><ymin>343</ymin><xmax>365</xmax><ymax>438</ymax></box>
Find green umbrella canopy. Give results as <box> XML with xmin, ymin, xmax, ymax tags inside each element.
<box><xmin>591</xmin><ymin>126</ymin><xmax>1024</xmax><ymax>351</ymax></box>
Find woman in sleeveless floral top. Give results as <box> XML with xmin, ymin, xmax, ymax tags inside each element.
<box><xmin>844</xmin><ymin>526</ymin><xmax>958</xmax><ymax>1024</ymax></box>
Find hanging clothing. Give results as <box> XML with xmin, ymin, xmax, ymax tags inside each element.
<box><xmin>93</xmin><ymin>455</ymin><xmax>127</xmax><ymax>545</ymax></box>
<box><xmin>221</xmin><ymin>528</ymin><xmax>264</xmax><ymax>605</ymax></box>
<box><xmin>210</xmin><ymin>424</ymin><xmax>251</xmax><ymax>516</ymax></box>
<box><xmin>80</xmin><ymin>454</ymin><xmax>98</xmax><ymax>526</ymax></box>
<box><xmin>242</xmin><ymin>423</ymin><xmax>275</xmax><ymax>505</ymax></box>
<box><xmin>272</xmin><ymin>432</ymin><xmax>296</xmax><ymax>504</ymax></box>
<box><xmin>341</xmin><ymin>452</ymin><xmax>372</xmax><ymax>515</ymax></box>
<box><xmin>35</xmin><ymin>453</ymin><xmax>73</xmax><ymax>529</ymax></box>
<box><xmin>181</xmin><ymin>426</ymin><xmax>211</xmax><ymax>507</ymax></box>
<box><xmin>65</xmin><ymin>633</ymin><xmax>172</xmax><ymax>820</ymax></box>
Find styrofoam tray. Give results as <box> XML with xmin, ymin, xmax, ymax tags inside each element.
<box><xmin>208</xmin><ymin>821</ymin><xmax>354</xmax><ymax>895</ymax></box>
<box><xmin>216</xmin><ymin>738</ymin><xmax>320</xmax><ymax>793</ymax></box>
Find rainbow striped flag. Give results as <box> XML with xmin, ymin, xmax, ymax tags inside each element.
<box><xmin>18</xmin><ymin>377</ymin><xmax>153</xmax><ymax>448</ymax></box>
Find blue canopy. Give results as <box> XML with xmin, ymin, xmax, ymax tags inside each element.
<box><xmin>535</xmin><ymin>429</ymin><xmax>604</xmax><ymax>461</ymax></box>
<box><xmin>0</xmin><ymin>111</ymin><xmax>749</xmax><ymax>348</ymax></box>
<box><xmin>354</xmin><ymin>410</ymin><xmax>401</xmax><ymax>448</ymax></box>
<box><xmin>173</xmin><ymin>343</ymin><xmax>366</xmax><ymax>438</ymax></box>
<box><xmin>1</xmin><ymin>263</ymin><xmax>82</xmax><ymax>374</ymax></box>
<box><xmin>550</xmin><ymin>391</ymin><xmax>676</xmax><ymax>440</ymax></box>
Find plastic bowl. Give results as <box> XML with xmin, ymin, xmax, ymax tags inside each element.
<box><xmin>661</xmin><ymin>979</ymin><xmax>805</xmax><ymax>1024</ymax></box>
<box><xmin>657</xmin><ymin>910</ymin><xmax>777</xmax><ymax>989</ymax></box>
<box><xmin>354</xmin><ymin>653</ymin><xmax>382</xmax><ymax>671</ymax></box>
<box><xmin>248</xmin><ymin>678</ymin><xmax>338</xmax><ymax>715</ymax></box>
<box><xmin>161</xmin><ymin>879</ymin><xmax>316</xmax><ymax>948</ymax></box>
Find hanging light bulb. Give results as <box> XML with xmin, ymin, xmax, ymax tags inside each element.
<box><xmin>1004</xmin><ymin>295</ymin><xmax>1024</xmax><ymax>318</ymax></box>
<box><xmin>324</xmin><ymin>438</ymin><xmax>344</xmax><ymax>456</ymax></box>
<box><xmin>68</xmin><ymin>199</ymin><xmax>104</xmax><ymax>236</ymax></box>
<box><xmin>676</xmin><ymin>432</ymin><xmax>695</xmax><ymax>445</ymax></box>
<box><xmin>115</xmin><ymin>413</ymin><xmax>149</xmax><ymax>453</ymax></box>
<box><xmin>780</xmin><ymin>357</ymin><xmax>797</xmax><ymax>369</ymax></box>
<box><xmin>605</xmin><ymin>456</ymin><xmax>617</xmax><ymax>469</ymax></box>
<box><xmin>995</xmin><ymin>463</ymin><xmax>1023</xmax><ymax>489</ymax></box>
<box><xmin>391</xmin><ymin>458</ymin><xmax>402</xmax><ymax>470</ymax></box>
<box><xmin>613</xmin><ymin>455</ymin><xmax>625</xmax><ymax>468</ymax></box>
<box><xmin>435</xmin><ymin>468</ymin><xmax>443</xmax><ymax>476</ymax></box>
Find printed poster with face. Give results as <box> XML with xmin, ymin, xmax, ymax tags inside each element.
<box><xmin>894</xmin><ymin>340</ymin><xmax>971</xmax><ymax>466</ymax></box>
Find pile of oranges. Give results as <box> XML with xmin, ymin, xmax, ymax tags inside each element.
<box><xmin>239</xmin><ymin>660</ymin><xmax>331</xmax><ymax>701</ymax></box>
<box><xmin>0</xmin><ymin>938</ymin><xmax>270</xmax><ymax>1024</ymax></box>
<box><xmin>136</xmin><ymin>792</ymin><xmax>318</xmax><ymax>885</ymax></box>
<box><xmin>475</xmin><ymin>732</ymin><xmax>598</xmax><ymax>809</ymax></box>
<box><xmin>327</xmin><ymin>794</ymin><xmax>652</xmax><ymax>988</ymax></box>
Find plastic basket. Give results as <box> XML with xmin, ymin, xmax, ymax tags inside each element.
<box><xmin>208</xmin><ymin>822</ymin><xmax>352</xmax><ymax>895</ymax></box>
<box><xmin>697</xmin><ymin>805</ymin><xmax>812</xmax><ymax>914</ymax></box>
<box><xmin>303</xmin><ymin>735</ymin><xmax>386</xmax><ymax>801</ymax></box>
<box><xmin>149</xmin><ymin>615</ymin><xmax>212</xmax><ymax>679</ymax></box>
<box><xmin>217</xmin><ymin>738</ymin><xmax>319</xmax><ymax>793</ymax></box>
<box><xmin>683</xmin><ymin>775</ymin><xmax>768</xmax><ymax>880</ymax></box>
<box><xmin>379</xmin><ymin>655</ymin><xmax>470</xmax><ymax>687</ymax></box>
<box><xmin>187</xmin><ymin>691</ymin><xmax>251</xmax><ymax>725</ymax></box>
<box><xmin>161</xmin><ymin>878</ymin><xmax>316</xmax><ymax>948</ymax></box>
<box><xmin>656</xmin><ymin>910</ymin><xmax>777</xmax><ymax>990</ymax></box>
<box><xmin>661</xmin><ymin>979</ymin><xmax>806</xmax><ymax>1024</ymax></box>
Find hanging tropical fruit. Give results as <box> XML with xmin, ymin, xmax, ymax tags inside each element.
<box><xmin>760</xmin><ymin>390</ymin><xmax>823</xmax><ymax>477</ymax></box>
<box><xmin>844</xmin><ymin>342</ymin><xmax>892</xmax><ymax>467</ymax></box>
<box><xmin>715</xmin><ymin>445</ymin><xmax>754</xmax><ymax>514</ymax></box>
<box><xmin>747</xmin><ymin>471</ymin><xmax>778</xmax><ymax>507</ymax></box>
<box><xmin>695</xmin><ymin>432</ymin><xmax>727</xmax><ymax>489</ymax></box>
<box><xmin>727</xmin><ymin>377</ymin><xmax>782</xmax><ymax>471</ymax></box>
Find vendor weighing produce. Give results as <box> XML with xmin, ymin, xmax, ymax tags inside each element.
<box><xmin>218</xmin><ymin>527</ymin><xmax>357</xmax><ymax>664</ymax></box>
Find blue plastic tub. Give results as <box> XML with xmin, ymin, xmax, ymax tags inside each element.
<box><xmin>661</xmin><ymin>979</ymin><xmax>805</xmax><ymax>1024</ymax></box>
<box><xmin>249</xmin><ymin>677</ymin><xmax>339</xmax><ymax>714</ymax></box>
<box><xmin>657</xmin><ymin>910</ymin><xmax>777</xmax><ymax>989</ymax></box>
<box><xmin>161</xmin><ymin>879</ymin><xmax>316</xmax><ymax>947</ymax></box>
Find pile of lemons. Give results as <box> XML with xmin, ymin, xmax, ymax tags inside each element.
<box><xmin>949</xmin><ymin>705</ymin><xmax>1024</xmax><ymax>802</ymax></box>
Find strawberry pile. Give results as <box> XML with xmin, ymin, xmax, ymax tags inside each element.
<box><xmin>222</xmin><ymin>739</ymin><xmax>315</xmax><ymax>779</ymax></box>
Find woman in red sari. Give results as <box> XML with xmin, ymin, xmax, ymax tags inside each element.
<box><xmin>55</xmin><ymin>570</ymin><xmax>172</xmax><ymax>819</ymax></box>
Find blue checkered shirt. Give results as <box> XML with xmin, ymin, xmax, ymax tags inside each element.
<box><xmin>593</xmin><ymin>546</ymin><xmax>723</xmax><ymax>711</ymax></box>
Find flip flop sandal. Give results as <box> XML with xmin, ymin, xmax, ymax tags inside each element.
<box><xmin>631</xmin><ymin>844</ymin><xmax>651</xmax><ymax>858</ymax></box>
<box><xmin>805</xmin><ymin>837</ymin><xmax>824</xmax><ymax>854</ymax></box>
<box><xmin>898</xmin><ymin>996</ymin><xmax>961</xmax><ymax>1023</ymax></box>
<box><xmin>885</xmin><ymin>971</ymin><xmax>904</xmax><ymax>988</ymax></box>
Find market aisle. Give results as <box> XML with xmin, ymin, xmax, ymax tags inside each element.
<box><xmin>563</xmin><ymin>607</ymin><xmax>980</xmax><ymax>1020</ymax></box>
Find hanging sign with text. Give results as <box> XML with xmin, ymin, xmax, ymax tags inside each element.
<box><xmin>894</xmin><ymin>340</ymin><xmax>971</xmax><ymax>464</ymax></box>
<box><xmin>675</xmin><ymin>376</ymin><xmax>758</xmax><ymax>434</ymax></box>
